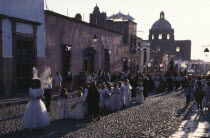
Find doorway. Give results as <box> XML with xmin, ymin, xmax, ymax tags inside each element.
<box><xmin>15</xmin><ymin>39</ymin><xmax>35</xmax><ymax>92</ymax></box>
<box><xmin>83</xmin><ymin>47</ymin><xmax>96</xmax><ymax>73</ymax></box>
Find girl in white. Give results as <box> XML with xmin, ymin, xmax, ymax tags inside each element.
<box><xmin>136</xmin><ymin>83</ymin><xmax>144</xmax><ymax>104</ymax></box>
<box><xmin>58</xmin><ymin>88</ymin><xmax>70</xmax><ymax>119</ymax></box>
<box><xmin>118</xmin><ymin>81</ymin><xmax>125</xmax><ymax>107</ymax></box>
<box><xmin>22</xmin><ymin>79</ymin><xmax>50</xmax><ymax>129</ymax></box>
<box><xmin>104</xmin><ymin>83</ymin><xmax>112</xmax><ymax>111</ymax></box>
<box><xmin>111</xmin><ymin>82</ymin><xmax>122</xmax><ymax>111</ymax></box>
<box><xmin>98</xmin><ymin>84</ymin><xmax>105</xmax><ymax>110</ymax></box>
<box><xmin>124</xmin><ymin>79</ymin><xmax>132</xmax><ymax>108</ymax></box>
<box><xmin>70</xmin><ymin>88</ymin><xmax>86</xmax><ymax>120</ymax></box>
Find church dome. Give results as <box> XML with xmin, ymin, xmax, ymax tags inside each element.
<box><xmin>151</xmin><ymin>11</ymin><xmax>172</xmax><ymax>30</ymax></box>
<box><xmin>107</xmin><ymin>12</ymin><xmax>135</xmax><ymax>21</ymax></box>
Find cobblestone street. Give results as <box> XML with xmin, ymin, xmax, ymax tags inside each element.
<box><xmin>0</xmin><ymin>90</ymin><xmax>190</xmax><ymax>137</ymax></box>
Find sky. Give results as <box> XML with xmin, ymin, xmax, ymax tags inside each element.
<box><xmin>46</xmin><ymin>0</ymin><xmax>210</xmax><ymax>61</ymax></box>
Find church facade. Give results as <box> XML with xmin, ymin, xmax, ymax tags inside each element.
<box><xmin>148</xmin><ymin>11</ymin><xmax>191</xmax><ymax>64</ymax></box>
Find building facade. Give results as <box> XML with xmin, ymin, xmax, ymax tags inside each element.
<box><xmin>90</xmin><ymin>5</ymin><xmax>147</xmax><ymax>73</ymax></box>
<box><xmin>148</xmin><ymin>11</ymin><xmax>191</xmax><ymax>66</ymax></box>
<box><xmin>0</xmin><ymin>0</ymin><xmax>45</xmax><ymax>97</ymax></box>
<box><xmin>45</xmin><ymin>11</ymin><xmax>123</xmax><ymax>76</ymax></box>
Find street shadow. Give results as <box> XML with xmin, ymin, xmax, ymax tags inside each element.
<box><xmin>1</xmin><ymin>118</ymin><xmax>90</xmax><ymax>138</ymax></box>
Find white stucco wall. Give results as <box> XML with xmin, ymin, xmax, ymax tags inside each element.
<box><xmin>0</xmin><ymin>0</ymin><xmax>45</xmax><ymax>58</ymax></box>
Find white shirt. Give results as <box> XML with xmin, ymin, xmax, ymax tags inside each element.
<box><xmin>54</xmin><ymin>75</ymin><xmax>62</xmax><ymax>86</ymax></box>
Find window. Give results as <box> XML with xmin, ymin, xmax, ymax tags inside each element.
<box><xmin>152</xmin><ymin>34</ymin><xmax>154</xmax><ymax>40</ymax></box>
<box><xmin>167</xmin><ymin>33</ymin><xmax>170</xmax><ymax>39</ymax></box>
<box><xmin>104</xmin><ymin>49</ymin><xmax>110</xmax><ymax>71</ymax></box>
<box><xmin>176</xmin><ymin>47</ymin><xmax>180</xmax><ymax>52</ymax></box>
<box><xmin>158</xmin><ymin>33</ymin><xmax>162</xmax><ymax>39</ymax></box>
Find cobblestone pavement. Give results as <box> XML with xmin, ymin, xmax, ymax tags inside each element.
<box><xmin>170</xmin><ymin>104</ymin><xmax>210</xmax><ymax>138</ymax></box>
<box><xmin>0</xmin><ymin>90</ymin><xmax>188</xmax><ymax>138</ymax></box>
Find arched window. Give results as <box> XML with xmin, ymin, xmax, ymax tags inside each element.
<box><xmin>152</xmin><ymin>34</ymin><xmax>154</xmax><ymax>40</ymax></box>
<box><xmin>158</xmin><ymin>33</ymin><xmax>162</xmax><ymax>39</ymax></box>
<box><xmin>167</xmin><ymin>33</ymin><xmax>170</xmax><ymax>39</ymax></box>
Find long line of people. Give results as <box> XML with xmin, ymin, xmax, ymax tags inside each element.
<box><xmin>22</xmin><ymin>69</ymin><xmax>210</xmax><ymax>130</ymax></box>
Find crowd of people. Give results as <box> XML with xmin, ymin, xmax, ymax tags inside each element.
<box><xmin>21</xmin><ymin>69</ymin><xmax>210</xmax><ymax>130</ymax></box>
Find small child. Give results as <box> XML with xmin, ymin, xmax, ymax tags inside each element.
<box><xmin>70</xmin><ymin>88</ymin><xmax>86</xmax><ymax>120</ymax></box>
<box><xmin>58</xmin><ymin>88</ymin><xmax>70</xmax><ymax>119</ymax></box>
<box><xmin>185</xmin><ymin>84</ymin><xmax>194</xmax><ymax>106</ymax></box>
<box><xmin>136</xmin><ymin>83</ymin><xmax>144</xmax><ymax>104</ymax></box>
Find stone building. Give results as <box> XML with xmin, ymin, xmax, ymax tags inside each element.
<box><xmin>89</xmin><ymin>5</ymin><xmax>149</xmax><ymax>73</ymax></box>
<box><xmin>148</xmin><ymin>11</ymin><xmax>191</xmax><ymax>70</ymax></box>
<box><xmin>0</xmin><ymin>0</ymin><xmax>45</xmax><ymax>97</ymax></box>
<box><xmin>45</xmin><ymin>11</ymin><xmax>123</xmax><ymax>76</ymax></box>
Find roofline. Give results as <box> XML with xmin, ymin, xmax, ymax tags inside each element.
<box><xmin>45</xmin><ymin>10</ymin><xmax>122</xmax><ymax>35</ymax></box>
<box><xmin>107</xmin><ymin>19</ymin><xmax>137</xmax><ymax>24</ymax></box>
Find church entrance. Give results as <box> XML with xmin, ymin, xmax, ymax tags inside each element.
<box><xmin>83</xmin><ymin>47</ymin><xmax>96</xmax><ymax>73</ymax></box>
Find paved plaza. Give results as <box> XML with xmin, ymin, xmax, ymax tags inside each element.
<box><xmin>0</xmin><ymin>90</ymin><xmax>193</xmax><ymax>137</ymax></box>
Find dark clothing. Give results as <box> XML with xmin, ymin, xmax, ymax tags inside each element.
<box><xmin>44</xmin><ymin>89</ymin><xmax>52</xmax><ymax>111</ymax></box>
<box><xmin>86</xmin><ymin>87</ymin><xmax>100</xmax><ymax>116</ymax></box>
<box><xmin>186</xmin><ymin>95</ymin><xmax>191</xmax><ymax>105</ymax></box>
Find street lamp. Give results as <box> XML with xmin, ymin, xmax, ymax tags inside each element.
<box><xmin>93</xmin><ymin>34</ymin><xmax>98</xmax><ymax>43</ymax></box>
<box><xmin>65</xmin><ymin>45</ymin><xmax>72</xmax><ymax>51</ymax></box>
<box><xmin>176</xmin><ymin>47</ymin><xmax>180</xmax><ymax>52</ymax></box>
<box><xmin>204</xmin><ymin>48</ymin><xmax>209</xmax><ymax>57</ymax></box>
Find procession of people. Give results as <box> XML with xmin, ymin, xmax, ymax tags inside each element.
<box><xmin>21</xmin><ymin>64</ymin><xmax>210</xmax><ymax>130</ymax></box>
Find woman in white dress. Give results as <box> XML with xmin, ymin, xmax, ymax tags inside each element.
<box><xmin>111</xmin><ymin>82</ymin><xmax>122</xmax><ymax>111</ymax></box>
<box><xmin>22</xmin><ymin>79</ymin><xmax>50</xmax><ymax>129</ymax></box>
<box><xmin>124</xmin><ymin>80</ymin><xmax>132</xmax><ymax>108</ymax></box>
<box><xmin>136</xmin><ymin>83</ymin><xmax>144</xmax><ymax>104</ymax></box>
<box><xmin>70</xmin><ymin>90</ymin><xmax>86</xmax><ymax>120</ymax></box>
<box><xmin>58</xmin><ymin>88</ymin><xmax>70</xmax><ymax>119</ymax></box>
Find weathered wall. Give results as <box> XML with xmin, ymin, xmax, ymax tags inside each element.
<box><xmin>45</xmin><ymin>11</ymin><xmax>124</xmax><ymax>75</ymax></box>
<box><xmin>0</xmin><ymin>0</ymin><xmax>45</xmax><ymax>58</ymax></box>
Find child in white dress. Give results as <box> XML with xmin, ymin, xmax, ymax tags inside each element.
<box><xmin>118</xmin><ymin>81</ymin><xmax>125</xmax><ymax>107</ymax></box>
<box><xmin>98</xmin><ymin>84</ymin><xmax>105</xmax><ymax>110</ymax></box>
<box><xmin>111</xmin><ymin>82</ymin><xmax>122</xmax><ymax>111</ymax></box>
<box><xmin>104</xmin><ymin>83</ymin><xmax>112</xmax><ymax>112</ymax></box>
<box><xmin>124</xmin><ymin>80</ymin><xmax>132</xmax><ymax>108</ymax></box>
<box><xmin>136</xmin><ymin>83</ymin><xmax>144</xmax><ymax>104</ymax></box>
<box><xmin>58</xmin><ymin>88</ymin><xmax>70</xmax><ymax>119</ymax></box>
<box><xmin>22</xmin><ymin>79</ymin><xmax>50</xmax><ymax>129</ymax></box>
<box><xmin>70</xmin><ymin>89</ymin><xmax>86</xmax><ymax>120</ymax></box>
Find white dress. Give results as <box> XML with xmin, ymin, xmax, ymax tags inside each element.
<box><xmin>111</xmin><ymin>88</ymin><xmax>122</xmax><ymax>111</ymax></box>
<box><xmin>124</xmin><ymin>84</ymin><xmax>132</xmax><ymax>108</ymax></box>
<box><xmin>98</xmin><ymin>88</ymin><xmax>105</xmax><ymax>108</ymax></box>
<box><xmin>70</xmin><ymin>97</ymin><xmax>86</xmax><ymax>120</ymax></box>
<box><xmin>22</xmin><ymin>88</ymin><xmax>50</xmax><ymax>129</ymax></box>
<box><xmin>136</xmin><ymin>86</ymin><xmax>144</xmax><ymax>104</ymax></box>
<box><xmin>104</xmin><ymin>88</ymin><xmax>112</xmax><ymax>109</ymax></box>
<box><xmin>119</xmin><ymin>86</ymin><xmax>125</xmax><ymax>105</ymax></box>
<box><xmin>58</xmin><ymin>98</ymin><xmax>70</xmax><ymax>119</ymax></box>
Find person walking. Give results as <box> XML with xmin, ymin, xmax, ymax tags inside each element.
<box><xmin>43</xmin><ymin>73</ymin><xmax>53</xmax><ymax>112</ymax></box>
<box><xmin>194</xmin><ymin>80</ymin><xmax>205</xmax><ymax>115</ymax></box>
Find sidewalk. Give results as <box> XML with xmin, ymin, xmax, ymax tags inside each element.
<box><xmin>170</xmin><ymin>103</ymin><xmax>210</xmax><ymax>138</ymax></box>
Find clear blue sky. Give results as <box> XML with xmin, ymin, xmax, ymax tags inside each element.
<box><xmin>46</xmin><ymin>0</ymin><xmax>210</xmax><ymax>61</ymax></box>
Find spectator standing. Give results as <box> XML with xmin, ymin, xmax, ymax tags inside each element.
<box><xmin>54</xmin><ymin>72</ymin><xmax>62</xmax><ymax>94</ymax></box>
